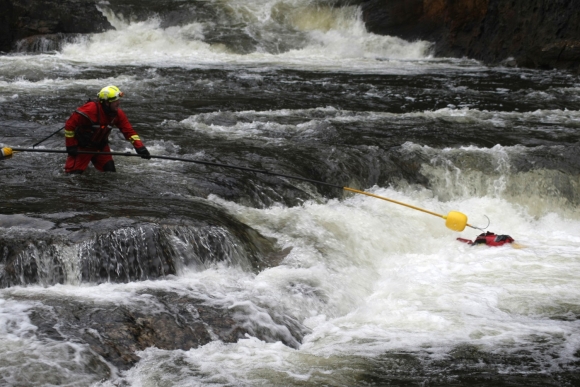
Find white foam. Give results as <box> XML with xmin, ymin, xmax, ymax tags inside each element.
<box><xmin>0</xmin><ymin>298</ymin><xmax>114</xmax><ymax>385</ymax></box>
<box><xmin>100</xmin><ymin>188</ymin><xmax>580</xmax><ymax>384</ymax></box>
<box><xmin>0</xmin><ymin>74</ymin><xmax>138</xmax><ymax>96</ymax></box>
<box><xmin>0</xmin><ymin>214</ymin><xmax>54</xmax><ymax>230</ymax></box>
<box><xmin>1</xmin><ymin>1</ymin><xmax>578</xmax><ymax>383</ymax></box>
<box><xmin>52</xmin><ymin>1</ymin><xmax>433</xmax><ymax>72</ymax></box>
<box><xmin>167</xmin><ymin>106</ymin><xmax>580</xmax><ymax>144</ymax></box>
<box><xmin>2</xmin><ymin>181</ymin><xmax>579</xmax><ymax>384</ymax></box>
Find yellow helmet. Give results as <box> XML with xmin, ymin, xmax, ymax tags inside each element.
<box><xmin>97</xmin><ymin>85</ymin><xmax>124</xmax><ymax>102</ymax></box>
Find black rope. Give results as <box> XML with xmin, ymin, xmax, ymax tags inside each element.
<box><xmin>6</xmin><ymin>147</ymin><xmax>483</xmax><ymax>232</ymax></box>
<box><xmin>10</xmin><ymin>148</ymin><xmax>345</xmax><ymax>189</ymax></box>
<box><xmin>32</xmin><ymin>127</ymin><xmax>65</xmax><ymax>148</ymax></box>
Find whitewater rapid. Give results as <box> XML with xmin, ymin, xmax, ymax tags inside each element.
<box><xmin>1</xmin><ymin>0</ymin><xmax>580</xmax><ymax>386</ymax></box>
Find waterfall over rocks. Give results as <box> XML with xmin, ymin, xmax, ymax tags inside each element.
<box><xmin>1</xmin><ymin>1</ymin><xmax>580</xmax><ymax>385</ymax></box>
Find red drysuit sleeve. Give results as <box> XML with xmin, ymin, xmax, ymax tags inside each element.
<box><xmin>115</xmin><ymin>108</ymin><xmax>144</xmax><ymax>149</ymax></box>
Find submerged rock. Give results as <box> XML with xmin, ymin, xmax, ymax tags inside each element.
<box><xmin>18</xmin><ymin>289</ymin><xmax>307</xmax><ymax>370</ymax></box>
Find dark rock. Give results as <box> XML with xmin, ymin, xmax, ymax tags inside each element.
<box><xmin>20</xmin><ymin>290</ymin><xmax>307</xmax><ymax>370</ymax></box>
<box><xmin>0</xmin><ymin>0</ymin><xmax>112</xmax><ymax>52</ymax></box>
<box><xmin>360</xmin><ymin>0</ymin><xmax>580</xmax><ymax>71</ymax></box>
<box><xmin>0</xmin><ymin>221</ymin><xmax>290</xmax><ymax>288</ymax></box>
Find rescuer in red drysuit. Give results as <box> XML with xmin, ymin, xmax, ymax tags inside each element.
<box><xmin>64</xmin><ymin>85</ymin><xmax>150</xmax><ymax>173</ymax></box>
<box><xmin>457</xmin><ymin>231</ymin><xmax>515</xmax><ymax>246</ymax></box>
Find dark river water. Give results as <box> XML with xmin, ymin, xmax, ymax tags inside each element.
<box><xmin>1</xmin><ymin>0</ymin><xmax>580</xmax><ymax>386</ymax></box>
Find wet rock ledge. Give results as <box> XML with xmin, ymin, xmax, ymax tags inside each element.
<box><xmin>360</xmin><ymin>0</ymin><xmax>580</xmax><ymax>71</ymax></box>
<box><xmin>16</xmin><ymin>289</ymin><xmax>307</xmax><ymax>371</ymax></box>
<box><xmin>0</xmin><ymin>0</ymin><xmax>112</xmax><ymax>52</ymax></box>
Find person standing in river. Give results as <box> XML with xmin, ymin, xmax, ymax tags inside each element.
<box><xmin>64</xmin><ymin>85</ymin><xmax>151</xmax><ymax>173</ymax></box>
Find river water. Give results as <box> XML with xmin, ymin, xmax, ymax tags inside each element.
<box><xmin>1</xmin><ymin>0</ymin><xmax>580</xmax><ymax>386</ymax></box>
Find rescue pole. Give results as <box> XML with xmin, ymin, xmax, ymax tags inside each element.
<box><xmin>343</xmin><ymin>187</ymin><xmax>473</xmax><ymax>231</ymax></box>
<box><xmin>1</xmin><ymin>147</ymin><xmax>478</xmax><ymax>232</ymax></box>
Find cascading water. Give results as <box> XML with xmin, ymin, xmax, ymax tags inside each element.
<box><xmin>1</xmin><ymin>0</ymin><xmax>580</xmax><ymax>386</ymax></box>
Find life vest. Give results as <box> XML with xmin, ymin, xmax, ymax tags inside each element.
<box><xmin>73</xmin><ymin>100</ymin><xmax>116</xmax><ymax>149</ymax></box>
<box><xmin>457</xmin><ymin>232</ymin><xmax>515</xmax><ymax>247</ymax></box>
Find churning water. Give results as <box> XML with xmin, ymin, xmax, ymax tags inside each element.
<box><xmin>1</xmin><ymin>0</ymin><xmax>580</xmax><ymax>385</ymax></box>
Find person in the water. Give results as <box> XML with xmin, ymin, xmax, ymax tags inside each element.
<box><xmin>64</xmin><ymin>85</ymin><xmax>150</xmax><ymax>173</ymax></box>
<box><xmin>457</xmin><ymin>231</ymin><xmax>515</xmax><ymax>246</ymax></box>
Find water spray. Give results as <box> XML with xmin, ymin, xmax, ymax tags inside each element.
<box><xmin>1</xmin><ymin>146</ymin><xmax>487</xmax><ymax>232</ymax></box>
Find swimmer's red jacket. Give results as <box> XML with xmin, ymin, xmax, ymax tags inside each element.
<box><xmin>457</xmin><ymin>232</ymin><xmax>514</xmax><ymax>246</ymax></box>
